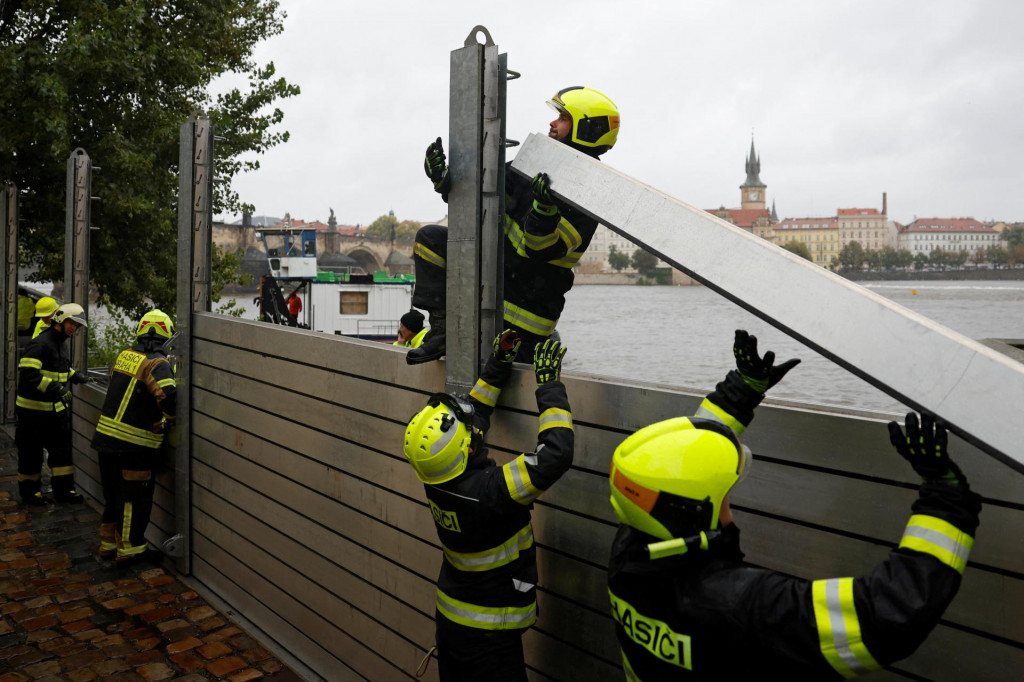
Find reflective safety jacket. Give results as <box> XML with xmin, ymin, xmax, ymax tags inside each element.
<box><xmin>606</xmin><ymin>375</ymin><xmax>982</xmax><ymax>680</ymax></box>
<box><xmin>17</xmin><ymin>326</ymin><xmax>79</xmax><ymax>412</ymax></box>
<box><xmin>425</xmin><ymin>356</ymin><xmax>574</xmax><ymax>631</ymax></box>
<box><xmin>392</xmin><ymin>327</ymin><xmax>428</xmax><ymax>348</ymax></box>
<box><xmin>91</xmin><ymin>342</ymin><xmax>177</xmax><ymax>451</ymax></box>
<box><xmin>502</xmin><ymin>163</ymin><xmax>599</xmax><ymax>339</ymax></box>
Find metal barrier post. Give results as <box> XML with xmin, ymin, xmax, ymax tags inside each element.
<box><xmin>1</xmin><ymin>182</ymin><xmax>17</xmax><ymax>424</ymax></box>
<box><xmin>64</xmin><ymin>149</ymin><xmax>91</xmax><ymax>374</ymax></box>
<box><xmin>173</xmin><ymin>112</ymin><xmax>214</xmax><ymax>574</ymax></box>
<box><xmin>445</xmin><ymin>25</ymin><xmax>506</xmax><ymax>393</ymax></box>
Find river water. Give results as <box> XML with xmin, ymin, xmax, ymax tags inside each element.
<box><xmin>554</xmin><ymin>280</ymin><xmax>1024</xmax><ymax>416</ymax></box>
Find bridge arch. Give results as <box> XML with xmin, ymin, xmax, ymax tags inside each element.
<box><xmin>345</xmin><ymin>247</ymin><xmax>384</xmax><ymax>274</ymax></box>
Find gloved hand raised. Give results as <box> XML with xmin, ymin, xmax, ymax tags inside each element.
<box><xmin>530</xmin><ymin>172</ymin><xmax>555</xmax><ymax>209</ymax></box>
<box><xmin>71</xmin><ymin>373</ymin><xmax>91</xmax><ymax>385</ymax></box>
<box><xmin>492</xmin><ymin>329</ymin><xmax>522</xmax><ymax>364</ymax></box>
<box><xmin>888</xmin><ymin>412</ymin><xmax>967</xmax><ymax>487</ymax></box>
<box><xmin>533</xmin><ymin>339</ymin><xmax>567</xmax><ymax>385</ymax></box>
<box><xmin>424</xmin><ymin>137</ymin><xmax>449</xmax><ymax>192</ymax></box>
<box><xmin>733</xmin><ymin>329</ymin><xmax>800</xmax><ymax>394</ymax></box>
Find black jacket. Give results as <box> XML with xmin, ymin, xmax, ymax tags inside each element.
<box><xmin>426</xmin><ymin>356</ymin><xmax>574</xmax><ymax>630</ymax></box>
<box><xmin>91</xmin><ymin>341</ymin><xmax>177</xmax><ymax>451</ymax></box>
<box><xmin>17</xmin><ymin>325</ymin><xmax>80</xmax><ymax>412</ymax></box>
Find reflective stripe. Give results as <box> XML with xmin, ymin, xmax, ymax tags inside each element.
<box><xmin>96</xmin><ymin>415</ymin><xmax>163</xmax><ymax>449</ymax></box>
<box><xmin>443</xmin><ymin>524</ymin><xmax>534</xmax><ymax>572</ymax></box>
<box><xmin>36</xmin><ymin>377</ymin><xmax>52</xmax><ymax>392</ymax></box>
<box><xmin>548</xmin><ymin>250</ymin><xmax>583</xmax><ymax>269</ymax></box>
<box><xmin>16</xmin><ymin>396</ymin><xmax>64</xmax><ymax>412</ymax></box>
<box><xmin>503</xmin><ymin>301</ymin><xmax>557</xmax><ymax>337</ymax></box>
<box><xmin>51</xmin><ymin>466</ymin><xmax>74</xmax><ymax>477</ymax></box>
<box><xmin>156</xmin><ymin>378</ymin><xmax>176</xmax><ymax>388</ymax></box>
<box><xmin>114</xmin><ymin>378</ymin><xmax>138</xmax><ymax>422</ymax></box>
<box><xmin>469</xmin><ymin>378</ymin><xmax>500</xmax><ymax>407</ymax></box>
<box><xmin>899</xmin><ymin>514</ymin><xmax>973</xmax><ymax>574</ymax></box>
<box><xmin>505</xmin><ymin>216</ymin><xmax>583</xmax><ymax>268</ymax></box>
<box><xmin>100</xmin><ymin>541</ymin><xmax>118</xmax><ymax>551</ymax></box>
<box><xmin>120</xmin><ymin>502</ymin><xmax>141</xmax><ymax>555</ymax></box>
<box><xmin>532</xmin><ymin>200</ymin><xmax>558</xmax><ymax>216</ymax></box>
<box><xmin>19</xmin><ymin>357</ymin><xmax>42</xmax><ymax>369</ymax></box>
<box><xmin>503</xmin><ymin>456</ymin><xmax>542</xmax><ymax>505</ymax></box>
<box><xmin>17</xmin><ymin>472</ymin><xmax>41</xmax><ymax>481</ymax></box>
<box><xmin>40</xmin><ymin>370</ymin><xmax>70</xmax><ymax>381</ymax></box>
<box><xmin>538</xmin><ymin>407</ymin><xmax>572</xmax><ymax>433</ymax></box>
<box><xmin>435</xmin><ymin>589</ymin><xmax>536</xmax><ymax>630</ymax></box>
<box><xmin>414</xmin><ymin>242</ymin><xmax>446</xmax><ymax>269</ymax></box>
<box><xmin>812</xmin><ymin>577</ymin><xmax>881</xmax><ymax>679</ymax></box>
<box><xmin>418</xmin><ymin>448</ymin><xmax>466</xmax><ymax>484</ymax></box>
<box><xmin>621</xmin><ymin>651</ymin><xmax>641</xmax><ymax>682</ymax></box>
<box><xmin>695</xmin><ymin>399</ymin><xmax>746</xmax><ymax>435</ymax></box>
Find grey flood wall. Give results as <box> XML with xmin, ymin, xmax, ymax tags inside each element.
<box><xmin>70</xmin><ymin>312</ymin><xmax>1024</xmax><ymax>681</ymax></box>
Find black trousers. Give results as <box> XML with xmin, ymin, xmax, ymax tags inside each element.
<box><xmin>435</xmin><ymin>613</ymin><xmax>528</xmax><ymax>682</ymax></box>
<box><xmin>98</xmin><ymin>447</ymin><xmax>156</xmax><ymax>557</ymax></box>
<box><xmin>15</xmin><ymin>407</ymin><xmax>74</xmax><ymax>498</ymax></box>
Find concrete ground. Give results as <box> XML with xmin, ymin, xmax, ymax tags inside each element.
<box><xmin>0</xmin><ymin>431</ymin><xmax>304</xmax><ymax>682</ymax></box>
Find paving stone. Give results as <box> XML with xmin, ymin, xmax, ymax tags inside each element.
<box><xmin>25</xmin><ymin>629</ymin><xmax>57</xmax><ymax>643</ymax></box>
<box><xmin>21</xmin><ymin>660</ymin><xmax>61</xmax><ymax>678</ymax></box>
<box><xmin>20</xmin><ymin>615</ymin><xmax>58</xmax><ymax>631</ymax></box>
<box><xmin>155</xmin><ymin>619</ymin><xmax>189</xmax><ymax>634</ymax></box>
<box><xmin>157</xmin><ymin>594</ymin><xmax>177</xmax><ymax>605</ymax></box>
<box><xmin>185</xmin><ymin>606</ymin><xmax>215</xmax><ymax>623</ymax></box>
<box><xmin>228</xmin><ymin>634</ymin><xmax>258</xmax><ymax>651</ymax></box>
<box><xmin>243</xmin><ymin>648</ymin><xmax>272</xmax><ymax>663</ymax></box>
<box><xmin>124</xmin><ymin>627</ymin><xmax>157</xmax><ymax>641</ymax></box>
<box><xmin>93</xmin><ymin>633</ymin><xmax>126</xmax><ymax>647</ymax></box>
<box><xmin>124</xmin><ymin>602</ymin><xmax>157</xmax><ymax>616</ymax></box>
<box><xmin>197</xmin><ymin>617</ymin><xmax>225</xmax><ymax>632</ymax></box>
<box><xmin>8</xmin><ymin>647</ymin><xmax>50</xmax><ymax>667</ymax></box>
<box><xmin>140</xmin><ymin>607</ymin><xmax>178</xmax><ymax>624</ymax></box>
<box><xmin>259</xmin><ymin>660</ymin><xmax>282</xmax><ymax>674</ymax></box>
<box><xmin>101</xmin><ymin>642</ymin><xmax>137</xmax><ymax>658</ymax></box>
<box><xmin>67</xmin><ymin>669</ymin><xmax>99</xmax><ymax>682</ymax></box>
<box><xmin>0</xmin><ymin>671</ymin><xmax>31</xmax><ymax>681</ymax></box>
<box><xmin>89</xmin><ymin>658</ymin><xmax>130</xmax><ymax>677</ymax></box>
<box><xmin>198</xmin><ymin>640</ymin><xmax>233</xmax><ymax>659</ymax></box>
<box><xmin>61</xmin><ymin>649</ymin><xmax>104</xmax><ymax>668</ymax></box>
<box><xmin>227</xmin><ymin>669</ymin><xmax>263</xmax><ymax>682</ymax></box>
<box><xmin>58</xmin><ymin>606</ymin><xmax>94</xmax><ymax>624</ymax></box>
<box><xmin>169</xmin><ymin>675</ymin><xmax>207</xmax><ymax>682</ymax></box>
<box><xmin>101</xmin><ymin>597</ymin><xmax>135</xmax><ymax>611</ymax></box>
<box><xmin>169</xmin><ymin>651</ymin><xmax>205</xmax><ymax>672</ymax></box>
<box><xmin>124</xmin><ymin>648</ymin><xmax>164</xmax><ymax>667</ymax></box>
<box><xmin>137</xmin><ymin>663</ymin><xmax>176</xmax><ymax>681</ymax></box>
<box><xmin>206</xmin><ymin>656</ymin><xmax>247</xmax><ymax>678</ymax></box>
<box><xmin>166</xmin><ymin>636</ymin><xmax>202</xmax><ymax>655</ymax></box>
<box><xmin>72</xmin><ymin>628</ymin><xmax>105</xmax><ymax>641</ymax></box>
<box><xmin>205</xmin><ymin>626</ymin><xmax>242</xmax><ymax>642</ymax></box>
<box><xmin>0</xmin><ymin>620</ymin><xmax>12</xmax><ymax>636</ymax></box>
<box><xmin>135</xmin><ymin>637</ymin><xmax>162</xmax><ymax>652</ymax></box>
<box><xmin>62</xmin><ymin>620</ymin><xmax>93</xmax><ymax>634</ymax></box>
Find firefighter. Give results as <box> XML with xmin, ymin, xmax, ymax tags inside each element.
<box><xmin>91</xmin><ymin>309</ymin><xmax>177</xmax><ymax>565</ymax></box>
<box><xmin>404</xmin><ymin>330</ymin><xmax>574</xmax><ymax>681</ymax></box>
<box><xmin>606</xmin><ymin>330</ymin><xmax>981</xmax><ymax>680</ymax></box>
<box><xmin>31</xmin><ymin>296</ymin><xmax>59</xmax><ymax>338</ymax></box>
<box><xmin>16</xmin><ymin>302</ymin><xmax>90</xmax><ymax>505</ymax></box>
<box><xmin>407</xmin><ymin>86</ymin><xmax>620</xmax><ymax>364</ymax></box>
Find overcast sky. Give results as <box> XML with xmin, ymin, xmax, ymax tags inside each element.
<box><xmin>212</xmin><ymin>0</ymin><xmax>1024</xmax><ymax>228</ymax></box>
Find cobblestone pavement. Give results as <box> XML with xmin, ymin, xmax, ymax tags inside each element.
<box><xmin>0</xmin><ymin>432</ymin><xmax>303</xmax><ymax>681</ymax></box>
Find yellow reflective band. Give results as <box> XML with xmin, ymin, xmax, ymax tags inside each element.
<box><xmin>547</xmin><ymin>250</ymin><xmax>583</xmax><ymax>269</ymax></box>
<box><xmin>532</xmin><ymin>200</ymin><xmax>558</xmax><ymax>216</ymax></box>
<box><xmin>503</xmin><ymin>302</ymin><xmax>557</xmax><ymax>337</ymax></box>
<box><xmin>114</xmin><ymin>378</ymin><xmax>138</xmax><ymax>422</ymax></box>
<box><xmin>100</xmin><ymin>540</ymin><xmax>117</xmax><ymax>551</ymax></box>
<box><xmin>36</xmin><ymin>377</ymin><xmax>52</xmax><ymax>392</ymax></box>
<box><xmin>414</xmin><ymin>242</ymin><xmax>446</xmax><ymax>269</ymax></box>
<box><xmin>621</xmin><ymin>651</ymin><xmax>641</xmax><ymax>682</ymax></box>
<box><xmin>40</xmin><ymin>369</ymin><xmax>70</xmax><ymax>381</ymax></box>
<box><xmin>96</xmin><ymin>415</ymin><xmax>163</xmax><ymax>449</ymax></box>
<box><xmin>812</xmin><ymin>578</ymin><xmax>881</xmax><ymax>679</ymax></box>
<box><xmin>16</xmin><ymin>396</ymin><xmax>64</xmax><ymax>412</ymax></box>
<box><xmin>19</xmin><ymin>357</ymin><xmax>43</xmax><ymax>369</ymax></box>
<box><xmin>51</xmin><ymin>466</ymin><xmax>74</xmax><ymax>477</ymax></box>
<box><xmin>121</xmin><ymin>502</ymin><xmax>138</xmax><ymax>554</ymax></box>
<box><xmin>899</xmin><ymin>514</ymin><xmax>973</xmax><ymax>574</ymax></box>
<box><xmin>556</xmin><ymin>217</ymin><xmax>583</xmax><ymax>252</ymax></box>
<box><xmin>157</xmin><ymin>378</ymin><xmax>176</xmax><ymax>388</ymax></box>
<box><xmin>469</xmin><ymin>378</ymin><xmax>500</xmax><ymax>407</ymax></box>
<box><xmin>538</xmin><ymin>407</ymin><xmax>573</xmax><ymax>433</ymax></box>
<box><xmin>695</xmin><ymin>399</ymin><xmax>746</xmax><ymax>435</ymax></box>
<box><xmin>436</xmin><ymin>589</ymin><xmax>536</xmax><ymax>630</ymax></box>
<box><xmin>503</xmin><ymin>456</ymin><xmax>542</xmax><ymax>505</ymax></box>
<box><xmin>443</xmin><ymin>524</ymin><xmax>534</xmax><ymax>572</ymax></box>
<box><xmin>17</xmin><ymin>473</ymin><xmax>41</xmax><ymax>482</ymax></box>
<box><xmin>505</xmin><ymin>221</ymin><xmax>530</xmax><ymax>258</ymax></box>
<box><xmin>609</xmin><ymin>588</ymin><xmax>693</xmax><ymax>670</ymax></box>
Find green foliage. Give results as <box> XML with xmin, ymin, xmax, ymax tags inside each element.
<box><xmin>928</xmin><ymin>248</ymin><xmax>948</xmax><ymax>270</ymax></box>
<box><xmin>630</xmin><ymin>248</ymin><xmax>659</xmax><ymax>276</ymax></box>
<box><xmin>363</xmin><ymin>214</ymin><xmax>420</xmax><ymax>240</ymax></box>
<box><xmin>913</xmin><ymin>252</ymin><xmax>928</xmax><ymax>271</ymax></box>
<box><xmin>836</xmin><ymin>241</ymin><xmax>866</xmax><ymax>270</ymax></box>
<box><xmin>1002</xmin><ymin>224</ymin><xmax>1024</xmax><ymax>248</ymax></box>
<box><xmin>0</xmin><ymin>0</ymin><xmax>299</xmax><ymax>318</ymax></box>
<box><xmin>781</xmin><ymin>240</ymin><xmax>811</xmax><ymax>261</ymax></box>
<box><xmin>987</xmin><ymin>244</ymin><xmax>1009</xmax><ymax>268</ymax></box>
<box><xmin>607</xmin><ymin>244</ymin><xmax>630</xmax><ymax>271</ymax></box>
<box><xmin>87</xmin><ymin>307</ymin><xmax>138</xmax><ymax>369</ymax></box>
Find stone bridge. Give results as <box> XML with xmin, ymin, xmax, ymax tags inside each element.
<box><xmin>212</xmin><ymin>223</ymin><xmax>417</xmax><ymax>275</ymax></box>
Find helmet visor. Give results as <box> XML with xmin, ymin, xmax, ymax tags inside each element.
<box><xmin>736</xmin><ymin>443</ymin><xmax>753</xmax><ymax>485</ymax></box>
<box><xmin>427</xmin><ymin>393</ymin><xmax>475</xmax><ymax>427</ymax></box>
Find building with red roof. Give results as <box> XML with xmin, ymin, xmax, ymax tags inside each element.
<box><xmin>897</xmin><ymin>218</ymin><xmax>999</xmax><ymax>256</ymax></box>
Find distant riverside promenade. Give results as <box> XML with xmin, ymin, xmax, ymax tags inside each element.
<box><xmin>840</xmin><ymin>268</ymin><xmax>1024</xmax><ymax>282</ymax></box>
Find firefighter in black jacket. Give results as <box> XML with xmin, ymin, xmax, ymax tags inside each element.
<box><xmin>16</xmin><ymin>302</ymin><xmax>90</xmax><ymax>505</ymax></box>
<box><xmin>606</xmin><ymin>330</ymin><xmax>982</xmax><ymax>680</ymax></box>
<box><xmin>404</xmin><ymin>330</ymin><xmax>574</xmax><ymax>681</ymax></box>
<box><xmin>407</xmin><ymin>86</ymin><xmax>620</xmax><ymax>364</ymax></box>
<box><xmin>91</xmin><ymin>310</ymin><xmax>177</xmax><ymax>565</ymax></box>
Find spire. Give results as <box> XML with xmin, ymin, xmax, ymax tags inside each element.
<box><xmin>771</xmin><ymin>199</ymin><xmax>778</xmax><ymax>222</ymax></box>
<box><xmin>741</xmin><ymin>137</ymin><xmax>766</xmax><ymax>189</ymax></box>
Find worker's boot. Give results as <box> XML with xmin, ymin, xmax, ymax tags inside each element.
<box><xmin>406</xmin><ymin>313</ymin><xmax>446</xmax><ymax>365</ymax></box>
<box><xmin>99</xmin><ymin>523</ymin><xmax>117</xmax><ymax>560</ymax></box>
<box><xmin>19</xmin><ymin>479</ymin><xmax>48</xmax><ymax>507</ymax></box>
<box><xmin>51</xmin><ymin>474</ymin><xmax>84</xmax><ymax>503</ymax></box>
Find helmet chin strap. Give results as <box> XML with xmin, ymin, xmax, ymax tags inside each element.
<box><xmin>646</xmin><ymin>529</ymin><xmax>722</xmax><ymax>561</ymax></box>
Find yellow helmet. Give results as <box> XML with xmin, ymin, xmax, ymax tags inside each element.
<box><xmin>137</xmin><ymin>309</ymin><xmax>174</xmax><ymax>339</ymax></box>
<box><xmin>547</xmin><ymin>86</ymin><xmax>620</xmax><ymax>154</ymax></box>
<box><xmin>609</xmin><ymin>417</ymin><xmax>750</xmax><ymax>540</ymax></box>
<box><xmin>53</xmin><ymin>302</ymin><xmax>88</xmax><ymax>327</ymax></box>
<box><xmin>404</xmin><ymin>393</ymin><xmax>474</xmax><ymax>484</ymax></box>
<box><xmin>35</xmin><ymin>296</ymin><xmax>59</xmax><ymax>318</ymax></box>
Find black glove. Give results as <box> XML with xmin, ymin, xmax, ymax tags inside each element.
<box><xmin>492</xmin><ymin>329</ymin><xmax>522</xmax><ymax>364</ymax></box>
<box><xmin>733</xmin><ymin>329</ymin><xmax>800</xmax><ymax>393</ymax></box>
<box><xmin>534</xmin><ymin>339</ymin><xmax>567</xmax><ymax>385</ymax></box>
<box><xmin>530</xmin><ymin>172</ymin><xmax>555</xmax><ymax>208</ymax></box>
<box><xmin>71</xmin><ymin>373</ymin><xmax>90</xmax><ymax>385</ymax></box>
<box><xmin>424</xmin><ymin>137</ymin><xmax>450</xmax><ymax>193</ymax></box>
<box><xmin>888</xmin><ymin>412</ymin><xmax>967</xmax><ymax>486</ymax></box>
<box><xmin>54</xmin><ymin>383</ymin><xmax>72</xmax><ymax>408</ymax></box>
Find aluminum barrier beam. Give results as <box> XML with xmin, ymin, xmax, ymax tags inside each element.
<box><xmin>511</xmin><ymin>133</ymin><xmax>1024</xmax><ymax>472</ymax></box>
<box><xmin>64</xmin><ymin>149</ymin><xmax>92</xmax><ymax>374</ymax></box>
<box><xmin>1</xmin><ymin>183</ymin><xmax>17</xmax><ymax>424</ymax></box>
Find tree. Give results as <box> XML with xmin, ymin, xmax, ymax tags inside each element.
<box><xmin>879</xmin><ymin>247</ymin><xmax>899</xmax><ymax>270</ymax></box>
<box><xmin>837</xmin><ymin>241</ymin><xmax>866</xmax><ymax>271</ymax></box>
<box><xmin>864</xmin><ymin>249</ymin><xmax>881</xmax><ymax>271</ymax></box>
<box><xmin>895</xmin><ymin>249</ymin><xmax>914</xmax><ymax>270</ymax></box>
<box><xmin>970</xmin><ymin>246</ymin><xmax>986</xmax><ymax>267</ymax></box>
<box><xmin>1002</xmin><ymin>224</ymin><xmax>1024</xmax><ymax>249</ymax></box>
<box><xmin>913</xmin><ymin>252</ymin><xmax>929</xmax><ymax>271</ymax></box>
<box><xmin>607</xmin><ymin>244</ymin><xmax>631</xmax><ymax>272</ymax></box>
<box><xmin>929</xmin><ymin>248</ymin><xmax>948</xmax><ymax>270</ymax></box>
<box><xmin>949</xmin><ymin>249</ymin><xmax>968</xmax><ymax>270</ymax></box>
<box><xmin>780</xmin><ymin>240</ymin><xmax>812</xmax><ymax>261</ymax></box>
<box><xmin>0</xmin><ymin>1</ymin><xmax>299</xmax><ymax>316</ymax></box>
<box><xmin>987</xmin><ymin>245</ymin><xmax>1009</xmax><ymax>268</ymax></box>
<box><xmin>630</xmin><ymin>248</ymin><xmax>659</xmax><ymax>277</ymax></box>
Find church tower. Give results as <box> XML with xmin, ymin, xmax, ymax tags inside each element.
<box><xmin>740</xmin><ymin>138</ymin><xmax>767</xmax><ymax>211</ymax></box>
